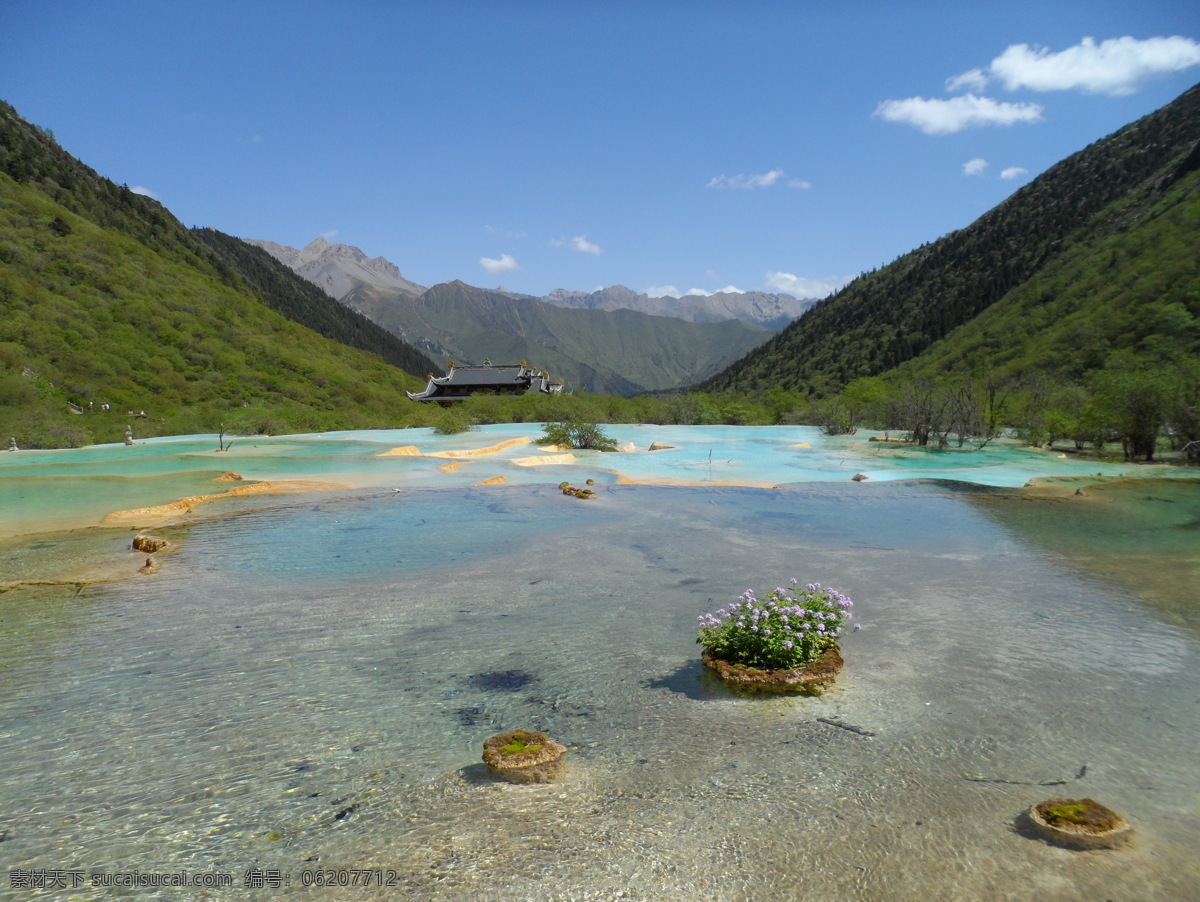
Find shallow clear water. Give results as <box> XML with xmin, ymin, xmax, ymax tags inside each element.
<box><xmin>1</xmin><ymin>431</ymin><xmax>1198</xmax><ymax>900</ymax></box>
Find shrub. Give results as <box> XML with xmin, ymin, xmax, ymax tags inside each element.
<box><xmin>536</xmin><ymin>418</ymin><xmax>617</xmax><ymax>450</ymax></box>
<box><xmin>433</xmin><ymin>410</ymin><xmax>477</xmax><ymax>435</ymax></box>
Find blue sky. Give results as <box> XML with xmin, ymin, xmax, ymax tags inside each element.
<box><xmin>2</xmin><ymin>1</ymin><xmax>1198</xmax><ymax>300</ymax></box>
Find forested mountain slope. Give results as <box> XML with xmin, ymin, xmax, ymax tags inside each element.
<box><xmin>190</xmin><ymin>227</ymin><xmax>437</xmax><ymax>377</ymax></box>
<box><xmin>0</xmin><ymin>99</ymin><xmax>434</xmax><ymax>445</ymax></box>
<box><xmin>892</xmin><ymin>164</ymin><xmax>1199</xmax><ymax>384</ymax></box>
<box><xmin>701</xmin><ymin>82</ymin><xmax>1200</xmax><ymax>395</ymax></box>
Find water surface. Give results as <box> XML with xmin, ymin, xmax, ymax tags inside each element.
<box><xmin>1</xmin><ymin>430</ymin><xmax>1197</xmax><ymax>900</ymax></box>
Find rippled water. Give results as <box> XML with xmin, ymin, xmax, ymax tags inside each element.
<box><xmin>1</xmin><ymin>430</ymin><xmax>1198</xmax><ymax>900</ymax></box>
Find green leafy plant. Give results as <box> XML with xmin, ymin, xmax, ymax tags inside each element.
<box><xmin>1036</xmin><ymin>798</ymin><xmax>1121</xmax><ymax>831</ymax></box>
<box><xmin>536</xmin><ymin>418</ymin><xmax>618</xmax><ymax>450</ymax></box>
<box><xmin>499</xmin><ymin>731</ymin><xmax>544</xmax><ymax>756</ymax></box>
<box><xmin>697</xmin><ymin>580</ymin><xmax>859</xmax><ymax>670</ymax></box>
<box><xmin>432</xmin><ymin>410</ymin><xmax>477</xmax><ymax>435</ymax></box>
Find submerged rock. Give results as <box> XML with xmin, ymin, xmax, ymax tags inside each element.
<box><xmin>561</xmin><ymin>484</ymin><xmax>597</xmax><ymax>500</ymax></box>
<box><xmin>482</xmin><ymin>729</ymin><xmax>567</xmax><ymax>783</ymax></box>
<box><xmin>701</xmin><ymin>646</ymin><xmax>843</xmax><ymax>695</ymax></box>
<box><xmin>132</xmin><ymin>534</ymin><xmax>169</xmax><ymax>553</ymax></box>
<box><xmin>1025</xmin><ymin>798</ymin><xmax>1132</xmax><ymax>850</ymax></box>
<box><xmin>470</xmin><ymin>670</ymin><xmax>535</xmax><ymax>691</ymax></box>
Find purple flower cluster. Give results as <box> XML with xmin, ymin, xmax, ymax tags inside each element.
<box><xmin>697</xmin><ymin>579</ymin><xmax>859</xmax><ymax>670</ymax></box>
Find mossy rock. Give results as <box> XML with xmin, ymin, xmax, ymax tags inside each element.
<box><xmin>560</xmin><ymin>484</ymin><xmax>596</xmax><ymax>500</ymax></box>
<box><xmin>132</xmin><ymin>533</ymin><xmax>169</xmax><ymax>553</ymax></box>
<box><xmin>1026</xmin><ymin>798</ymin><xmax>1132</xmax><ymax>850</ymax></box>
<box><xmin>700</xmin><ymin>645</ymin><xmax>843</xmax><ymax>695</ymax></box>
<box><xmin>482</xmin><ymin>729</ymin><xmax>567</xmax><ymax>783</ymax></box>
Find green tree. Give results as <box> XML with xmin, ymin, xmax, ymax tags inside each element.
<box><xmin>1088</xmin><ymin>353</ymin><xmax>1167</xmax><ymax>461</ymax></box>
<box><xmin>537</xmin><ymin>419</ymin><xmax>617</xmax><ymax>450</ymax></box>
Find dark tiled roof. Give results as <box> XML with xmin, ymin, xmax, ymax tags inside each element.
<box><xmin>407</xmin><ymin>363</ymin><xmax>562</xmax><ymax>401</ymax></box>
<box><xmin>441</xmin><ymin>365</ymin><xmax>527</xmax><ymax>386</ymax></box>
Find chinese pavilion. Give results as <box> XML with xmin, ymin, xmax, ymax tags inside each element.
<box><xmin>406</xmin><ymin>361</ymin><xmax>565</xmax><ymax>406</ymax></box>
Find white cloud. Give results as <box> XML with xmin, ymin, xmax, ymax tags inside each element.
<box><xmin>549</xmin><ymin>235</ymin><xmax>602</xmax><ymax>254</ymax></box>
<box><xmin>946</xmin><ymin>68</ymin><xmax>989</xmax><ymax>93</ymax></box>
<box><xmin>707</xmin><ymin>168</ymin><xmax>811</xmax><ymax>190</ymax></box>
<box><xmin>571</xmin><ymin>235</ymin><xmax>601</xmax><ymax>255</ymax></box>
<box><xmin>129</xmin><ymin>185</ymin><xmax>159</xmax><ymax>200</ymax></box>
<box><xmin>963</xmin><ymin>157</ymin><xmax>989</xmax><ymax>175</ymax></box>
<box><xmin>320</xmin><ymin>229</ymin><xmax>339</xmax><ymax>240</ymax></box>
<box><xmin>644</xmin><ymin>285</ymin><xmax>680</xmax><ymax>298</ymax></box>
<box><xmin>479</xmin><ymin>253</ymin><xmax>518</xmax><ymax>275</ymax></box>
<box><xmin>1000</xmin><ymin>166</ymin><xmax>1029</xmax><ymax>180</ymax></box>
<box><xmin>874</xmin><ymin>93</ymin><xmax>1044</xmax><ymax>135</ymax></box>
<box><xmin>881</xmin><ymin>35</ymin><xmax>1199</xmax><ymax>140</ymax></box>
<box><xmin>765</xmin><ymin>271</ymin><xmax>848</xmax><ymax>298</ymax></box>
<box><xmin>989</xmin><ymin>35</ymin><xmax>1200</xmax><ymax>96</ymax></box>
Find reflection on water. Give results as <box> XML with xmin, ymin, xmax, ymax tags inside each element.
<box><xmin>1</xmin><ymin>477</ymin><xmax>1198</xmax><ymax>900</ymax></box>
<box><xmin>968</xmin><ymin>479</ymin><xmax>1200</xmax><ymax>633</ymax></box>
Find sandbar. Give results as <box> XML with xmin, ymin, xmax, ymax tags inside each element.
<box><xmin>511</xmin><ymin>453</ymin><xmax>576</xmax><ymax>466</ymax></box>
<box><xmin>382</xmin><ymin>437</ymin><xmax>533</xmax><ymax>459</ymax></box>
<box><xmin>377</xmin><ymin>445</ymin><xmax>422</xmax><ymax>457</ymax></box>
<box><xmin>103</xmin><ymin>479</ymin><xmax>347</xmax><ymax>526</ymax></box>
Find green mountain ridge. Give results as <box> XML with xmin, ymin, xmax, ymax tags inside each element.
<box><xmin>0</xmin><ymin>99</ymin><xmax>438</xmax><ymax>446</ymax></box>
<box><xmin>891</xmin><ymin>166</ymin><xmax>1199</xmax><ymax>384</ymax></box>
<box><xmin>702</xmin><ymin>82</ymin><xmax>1200</xmax><ymax>395</ymax></box>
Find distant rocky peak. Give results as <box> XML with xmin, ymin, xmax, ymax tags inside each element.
<box><xmin>546</xmin><ymin>288</ymin><xmax>588</xmax><ymax>301</ymax></box>
<box><xmin>540</xmin><ymin>284</ymin><xmax>814</xmax><ymax>328</ymax></box>
<box><xmin>244</xmin><ymin>236</ymin><xmax>424</xmax><ymax>299</ymax></box>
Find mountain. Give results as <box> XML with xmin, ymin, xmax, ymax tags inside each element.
<box><xmin>339</xmin><ymin>280</ymin><xmax>770</xmax><ymax>394</ymax></box>
<box><xmin>887</xmin><ymin>154</ymin><xmax>1199</xmax><ymax>388</ymax></box>
<box><xmin>701</xmin><ymin>82</ymin><xmax>1200</xmax><ymax>395</ymax></box>
<box><xmin>248</xmin><ymin>239</ymin><xmax>776</xmax><ymax>394</ymax></box>
<box><xmin>541</xmin><ymin>285</ymin><xmax>815</xmax><ymax>329</ymax></box>
<box><xmin>0</xmin><ymin>99</ymin><xmax>436</xmax><ymax>446</ymax></box>
<box><xmin>248</xmin><ymin>236</ymin><xmax>811</xmax><ymax>330</ymax></box>
<box><xmin>244</xmin><ymin>236</ymin><xmax>426</xmax><ymax>301</ymax></box>
<box><xmin>190</xmin><ymin>229</ymin><xmax>437</xmax><ymax>378</ymax></box>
